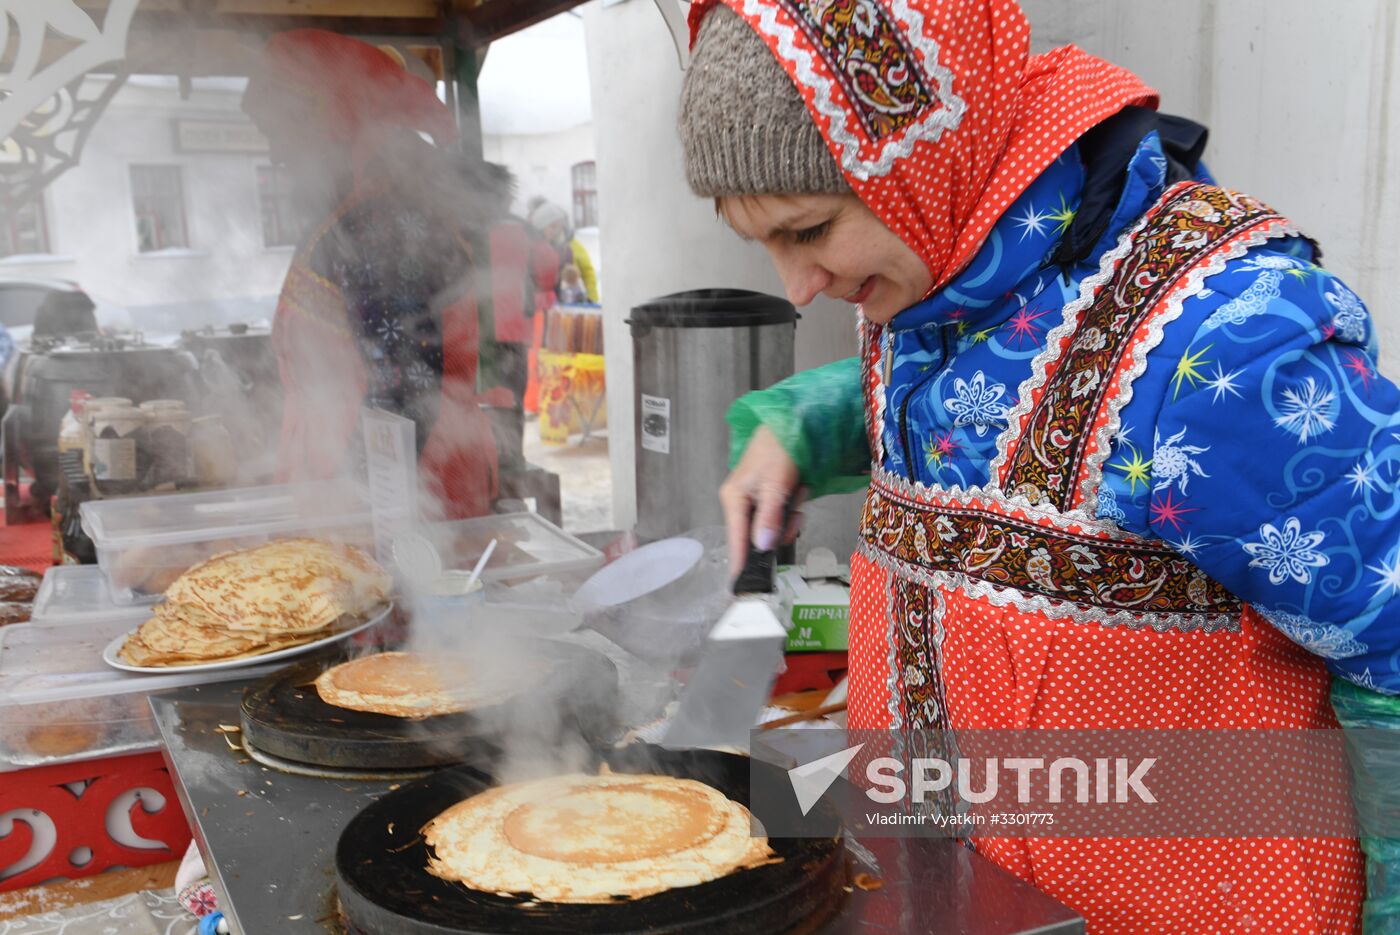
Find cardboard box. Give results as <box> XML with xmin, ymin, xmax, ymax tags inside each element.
<box><xmin>778</xmin><ymin>566</ymin><xmax>850</xmax><ymax>652</ymax></box>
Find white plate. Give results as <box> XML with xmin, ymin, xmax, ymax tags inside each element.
<box><xmin>568</xmin><ymin>537</ymin><xmax>704</xmax><ymax>613</ymax></box>
<box><xmin>101</xmin><ymin>604</ymin><xmax>394</xmax><ymax>674</ymax></box>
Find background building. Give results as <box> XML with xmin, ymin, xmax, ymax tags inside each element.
<box><xmin>0</xmin><ymin>75</ymin><xmax>287</xmax><ymax>332</ymax></box>
<box><xmin>0</xmin><ymin>11</ymin><xmax>604</xmax><ymax>333</ymax></box>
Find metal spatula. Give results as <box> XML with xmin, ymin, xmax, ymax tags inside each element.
<box><xmin>661</xmin><ymin>520</ymin><xmax>790</xmax><ymax>751</ymax></box>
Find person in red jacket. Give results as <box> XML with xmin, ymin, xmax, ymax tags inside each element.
<box><xmin>241</xmin><ymin>30</ymin><xmax>498</xmax><ymax>519</ymax></box>
<box><xmin>475</xmin><ymin>162</ymin><xmax>542</xmax><ymax>464</ymax></box>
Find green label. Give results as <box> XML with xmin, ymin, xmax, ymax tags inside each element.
<box><xmin>793</xmin><ymin>605</ymin><xmax>849</xmax><ymax>623</ymax></box>
<box><xmin>786</xmin><ymin>605</ymin><xmax>849</xmax><ymax>652</ymax></box>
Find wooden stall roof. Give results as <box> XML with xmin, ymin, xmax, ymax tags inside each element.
<box><xmin>67</xmin><ymin>0</ymin><xmax>590</xmax><ymax>75</ymax></box>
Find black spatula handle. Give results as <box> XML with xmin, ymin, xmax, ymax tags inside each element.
<box><xmin>732</xmin><ymin>499</ymin><xmax>796</xmax><ymax>595</ymax></box>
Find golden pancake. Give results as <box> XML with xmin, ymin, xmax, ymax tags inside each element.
<box><xmin>114</xmin><ymin>537</ymin><xmax>390</xmax><ymax>667</ymax></box>
<box><xmin>163</xmin><ymin>538</ymin><xmax>391</xmax><ymax>635</ymax></box>
<box><xmin>134</xmin><ymin>609</ymin><xmax>261</xmax><ymax>656</ymax></box>
<box><xmin>423</xmin><ymin>773</ymin><xmax>778</xmax><ymax>903</ymax></box>
<box><xmin>316</xmin><ymin>652</ymin><xmax>466</xmax><ymax>718</ymax></box>
<box><xmin>314</xmin><ymin>651</ymin><xmax>548</xmax><ymax>719</ymax></box>
<box><xmin>117</xmin><ymin>626</ymin><xmax>313</xmax><ymax>666</ymax></box>
<box><xmin>24</xmin><ymin>723</ymin><xmax>101</xmax><ymax>757</ymax></box>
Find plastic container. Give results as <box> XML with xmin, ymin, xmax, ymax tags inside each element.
<box><xmin>0</xmin><ymin>620</ymin><xmax>281</xmax><ymax>770</ymax></box>
<box><xmin>422</xmin><ymin>512</ymin><xmax>603</xmax><ymax>586</ymax></box>
<box><xmin>80</xmin><ymin>480</ymin><xmax>375</xmax><ymax>604</ymax></box>
<box><xmin>29</xmin><ymin>564</ymin><xmax>150</xmax><ymax>627</ymax></box>
<box><xmin>476</xmin><ymin>576</ymin><xmax>585</xmax><ymax>636</ymax></box>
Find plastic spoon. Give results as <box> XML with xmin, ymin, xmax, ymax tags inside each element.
<box><xmin>461</xmin><ymin>538</ymin><xmax>497</xmax><ymax>595</ymax></box>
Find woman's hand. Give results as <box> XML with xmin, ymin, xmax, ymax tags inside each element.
<box><xmin>719</xmin><ymin>425</ymin><xmax>805</xmax><ymax>574</ymax></box>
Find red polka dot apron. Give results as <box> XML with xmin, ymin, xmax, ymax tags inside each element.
<box><xmin>849</xmin><ymin>183</ymin><xmax>1364</xmax><ymax>934</ymax></box>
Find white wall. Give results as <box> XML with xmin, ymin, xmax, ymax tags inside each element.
<box><xmin>1</xmin><ymin>77</ymin><xmax>289</xmax><ymax>326</ymax></box>
<box><xmin>582</xmin><ymin>0</ymin><xmax>859</xmax><ymax>533</ymax></box>
<box><xmin>483</xmin><ymin>122</ymin><xmax>603</xmax><ymax>291</ymax></box>
<box><xmin>484</xmin><ymin>123</ymin><xmax>597</xmax><ymax>225</ymax></box>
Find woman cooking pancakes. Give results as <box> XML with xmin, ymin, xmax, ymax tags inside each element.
<box><xmin>679</xmin><ymin>0</ymin><xmax>1399</xmax><ymax>931</ymax></box>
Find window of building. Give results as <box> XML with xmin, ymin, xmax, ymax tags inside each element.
<box><xmin>571</xmin><ymin>160</ymin><xmax>598</xmax><ymax>229</ymax></box>
<box><xmin>130</xmin><ymin>164</ymin><xmax>189</xmax><ymax>252</ymax></box>
<box><xmin>256</xmin><ymin>164</ymin><xmax>304</xmax><ymax>248</ymax></box>
<box><xmin>0</xmin><ymin>196</ymin><xmax>51</xmax><ymax>258</ymax></box>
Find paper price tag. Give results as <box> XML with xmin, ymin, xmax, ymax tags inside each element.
<box><xmin>361</xmin><ymin>408</ymin><xmax>418</xmax><ymax>565</ymax></box>
<box><xmin>640</xmin><ymin>394</ymin><xmax>671</xmax><ymax>454</ymax></box>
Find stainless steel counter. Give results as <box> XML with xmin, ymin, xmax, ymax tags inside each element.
<box><xmin>152</xmin><ymin>680</ymin><xmax>1083</xmax><ymax>935</ymax></box>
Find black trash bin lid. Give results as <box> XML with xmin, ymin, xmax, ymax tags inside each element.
<box><xmin>630</xmin><ymin>289</ymin><xmax>796</xmax><ymax>328</ymax></box>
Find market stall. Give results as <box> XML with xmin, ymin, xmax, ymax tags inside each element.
<box><xmin>149</xmin><ymin>680</ymin><xmax>1083</xmax><ymax>935</ymax></box>
<box><xmin>2</xmin><ymin>474</ymin><xmax>1088</xmax><ymax>933</ymax></box>
<box><xmin>0</xmin><ymin>2</ymin><xmax>1097</xmax><ymax>933</ymax></box>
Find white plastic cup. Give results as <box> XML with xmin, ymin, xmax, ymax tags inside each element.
<box><xmin>414</xmin><ymin>572</ymin><xmax>486</xmax><ymax>624</ymax></box>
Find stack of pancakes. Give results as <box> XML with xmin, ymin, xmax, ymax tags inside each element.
<box><xmin>117</xmin><ymin>538</ymin><xmax>391</xmax><ymax>667</ymax></box>
<box><xmin>424</xmin><ymin>772</ymin><xmax>778</xmax><ymax>902</ymax></box>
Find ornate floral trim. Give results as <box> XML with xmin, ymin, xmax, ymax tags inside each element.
<box><xmin>1076</xmin><ymin>216</ymin><xmax>1300</xmax><ymax>516</ymax></box>
<box><xmin>876</xmin><ymin>557</ymin><xmax>905</xmax><ymax>730</ymax></box>
<box><xmin>890</xmin><ymin>573</ymin><xmax>953</xmax><ymax>730</ymax></box>
<box><xmin>775</xmin><ymin>0</ymin><xmax>934</xmax><ymax>140</ymax></box>
<box><xmin>989</xmin><ymin>196</ymin><xmax>1151</xmax><ymax>508</ymax></box>
<box><xmin>868</xmin><ymin>464</ymin><xmax>1146</xmax><ymax>544</ymax></box>
<box><xmin>279</xmin><ymin>264</ymin><xmax>352</xmax><ymax>337</ymax></box>
<box><xmin>857</xmin><ymin>538</ymin><xmax>1240</xmax><ymax>634</ymax></box>
<box><xmin>861</xmin><ymin>317</ymin><xmax>887</xmax><ymax>463</ymax></box>
<box><xmin>742</xmin><ymin>0</ymin><xmax>965</xmax><ymax>180</ymax></box>
<box><xmin>994</xmin><ymin>184</ymin><xmax>1291</xmax><ymax>514</ymax></box>
<box><xmin>859</xmin><ymin>475</ymin><xmax>1242</xmax><ymax>631</ymax></box>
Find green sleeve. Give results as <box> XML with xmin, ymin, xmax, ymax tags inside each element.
<box><xmin>725</xmin><ymin>356</ymin><xmax>870</xmax><ymax>499</ymax></box>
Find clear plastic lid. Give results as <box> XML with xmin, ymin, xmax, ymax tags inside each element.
<box><xmin>30</xmin><ymin>565</ymin><xmax>151</xmax><ymax>627</ymax></box>
<box><xmin>425</xmin><ymin>512</ymin><xmax>604</xmax><ymax>584</ymax></box>
<box><xmin>0</xmin><ymin>619</ymin><xmax>282</xmax><ymax>707</ymax></box>
<box><xmin>80</xmin><ymin>480</ymin><xmax>373</xmax><ymax>549</ymax></box>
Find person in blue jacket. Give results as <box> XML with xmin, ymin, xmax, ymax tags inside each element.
<box><xmin>680</xmin><ymin>0</ymin><xmax>1397</xmax><ymax>930</ymax></box>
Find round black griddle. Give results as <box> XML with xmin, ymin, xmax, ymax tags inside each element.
<box><xmin>336</xmin><ymin>744</ymin><xmax>848</xmax><ymax>935</ymax></box>
<box><xmin>240</xmin><ymin>641</ymin><xmax>619</xmax><ymax>771</ymax></box>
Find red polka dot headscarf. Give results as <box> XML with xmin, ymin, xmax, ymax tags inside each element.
<box><xmin>687</xmin><ymin>0</ymin><xmax>1159</xmax><ymax>293</ymax></box>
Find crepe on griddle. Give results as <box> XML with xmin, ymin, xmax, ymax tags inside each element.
<box><xmin>423</xmin><ymin>772</ymin><xmax>777</xmax><ymax>903</ymax></box>
<box><xmin>117</xmin><ymin>538</ymin><xmax>390</xmax><ymax>667</ymax></box>
<box><xmin>315</xmin><ymin>651</ymin><xmax>553</xmax><ymax>719</ymax></box>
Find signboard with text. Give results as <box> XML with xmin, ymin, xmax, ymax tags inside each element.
<box><xmin>173</xmin><ymin>119</ymin><xmax>268</xmax><ymax>154</ymax></box>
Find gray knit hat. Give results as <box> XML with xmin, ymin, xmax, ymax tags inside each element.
<box><xmin>679</xmin><ymin>5</ymin><xmax>847</xmax><ymax>197</ymax></box>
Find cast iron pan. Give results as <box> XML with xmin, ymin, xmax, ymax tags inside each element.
<box><xmin>240</xmin><ymin>640</ymin><xmax>619</xmax><ymax>770</ymax></box>
<box><xmin>336</xmin><ymin>744</ymin><xmax>848</xmax><ymax>935</ymax></box>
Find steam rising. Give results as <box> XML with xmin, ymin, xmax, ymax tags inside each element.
<box><xmin>70</xmin><ymin>36</ymin><xmax>633</xmax><ymax>777</ymax></box>
<box><xmin>230</xmin><ymin>33</ymin><xmax>627</xmax><ymax>780</ymax></box>
<box><xmin>405</xmin><ymin>592</ymin><xmax>603</xmax><ymax>783</ymax></box>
